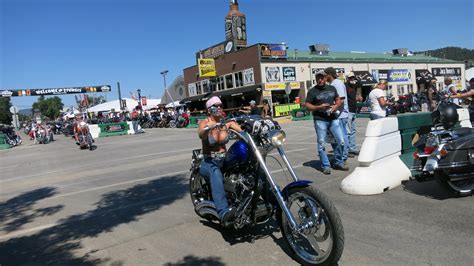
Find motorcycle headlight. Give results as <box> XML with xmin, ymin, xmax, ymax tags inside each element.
<box><xmin>269</xmin><ymin>130</ymin><xmax>286</xmax><ymax>147</ymax></box>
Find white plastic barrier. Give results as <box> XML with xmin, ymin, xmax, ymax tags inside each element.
<box><xmin>127</xmin><ymin>121</ymin><xmax>143</xmax><ymax>135</ymax></box>
<box><xmin>341</xmin><ymin>117</ymin><xmax>410</xmax><ymax>195</ymax></box>
<box><xmin>341</xmin><ymin>108</ymin><xmax>471</xmax><ymax>196</ymax></box>
<box><xmin>458</xmin><ymin>108</ymin><xmax>472</xmax><ymax>128</ymax></box>
<box><xmin>89</xmin><ymin>124</ymin><xmax>100</xmax><ymax>139</ymax></box>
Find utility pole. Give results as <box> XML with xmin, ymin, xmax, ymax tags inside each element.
<box><xmin>117</xmin><ymin>81</ymin><xmax>123</xmax><ymax>110</ymax></box>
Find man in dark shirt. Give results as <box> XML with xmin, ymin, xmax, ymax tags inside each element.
<box><xmin>240</xmin><ymin>100</ymin><xmax>261</xmax><ymax>116</ymax></box>
<box><xmin>304</xmin><ymin>70</ymin><xmax>347</xmax><ymax>174</ymax></box>
<box><xmin>345</xmin><ymin>72</ymin><xmax>361</xmax><ymax>156</ymax></box>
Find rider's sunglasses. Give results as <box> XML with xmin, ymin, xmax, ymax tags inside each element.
<box><xmin>212</xmin><ymin>104</ymin><xmax>223</xmax><ymax>108</ymax></box>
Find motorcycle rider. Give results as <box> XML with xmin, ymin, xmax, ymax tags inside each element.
<box><xmin>73</xmin><ymin>113</ymin><xmax>93</xmax><ymax>145</ymax></box>
<box><xmin>198</xmin><ymin>96</ymin><xmax>243</xmax><ymax>225</ymax></box>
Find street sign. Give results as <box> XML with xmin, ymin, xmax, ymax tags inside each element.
<box><xmin>285</xmin><ymin>83</ymin><xmax>291</xmax><ymax>95</ymax></box>
<box><xmin>10</xmin><ymin>106</ymin><xmax>19</xmax><ymax>114</ymax></box>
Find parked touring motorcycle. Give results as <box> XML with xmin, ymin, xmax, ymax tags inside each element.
<box><xmin>412</xmin><ymin>97</ymin><xmax>474</xmax><ymax>196</ymax></box>
<box><xmin>76</xmin><ymin>121</ymin><xmax>94</xmax><ymax>150</ymax></box>
<box><xmin>189</xmin><ymin>116</ymin><xmax>344</xmax><ymax>265</ymax></box>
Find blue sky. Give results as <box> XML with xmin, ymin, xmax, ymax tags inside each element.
<box><xmin>1</xmin><ymin>0</ymin><xmax>473</xmax><ymax>109</ymax></box>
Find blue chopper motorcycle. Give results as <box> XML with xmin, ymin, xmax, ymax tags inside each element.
<box><xmin>189</xmin><ymin>116</ymin><xmax>344</xmax><ymax>265</ymax></box>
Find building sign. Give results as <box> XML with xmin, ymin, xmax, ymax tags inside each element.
<box><xmin>260</xmin><ymin>44</ymin><xmax>287</xmax><ymax>59</ymax></box>
<box><xmin>431</xmin><ymin>67</ymin><xmax>462</xmax><ymax>76</ymax></box>
<box><xmin>262</xmin><ymin>90</ymin><xmax>272</xmax><ymax>97</ymax></box>
<box><xmin>265</xmin><ymin>67</ymin><xmax>281</xmax><ymax>82</ymax></box>
<box><xmin>0</xmin><ymin>85</ymin><xmax>111</xmax><ymax>97</ymax></box>
<box><xmin>243</xmin><ymin>68</ymin><xmax>255</xmax><ymax>86</ymax></box>
<box><xmin>226</xmin><ymin>15</ymin><xmax>247</xmax><ymax>48</ymax></box>
<box><xmin>388</xmin><ymin>69</ymin><xmax>411</xmax><ymax>82</ymax></box>
<box><xmin>196</xmin><ymin>40</ymin><xmax>235</xmax><ymax>60</ymax></box>
<box><xmin>264</xmin><ymin>82</ymin><xmax>300</xmax><ymax>91</ymax></box>
<box><xmin>198</xmin><ymin>58</ymin><xmax>217</xmax><ymax>77</ymax></box>
<box><xmin>282</xmin><ymin>67</ymin><xmax>296</xmax><ymax>81</ymax></box>
<box><xmin>188</xmin><ymin>83</ymin><xmax>197</xmax><ymax>97</ymax></box>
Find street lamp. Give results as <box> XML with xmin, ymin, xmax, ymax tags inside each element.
<box><xmin>137</xmin><ymin>89</ymin><xmax>142</xmax><ymax>113</ymax></box>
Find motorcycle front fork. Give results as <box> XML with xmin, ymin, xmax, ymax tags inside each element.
<box><xmin>247</xmin><ymin>137</ymin><xmax>302</xmax><ymax>232</ymax></box>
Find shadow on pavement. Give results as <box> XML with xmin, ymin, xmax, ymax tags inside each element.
<box><xmin>164</xmin><ymin>255</ymin><xmax>225</xmax><ymax>266</ymax></box>
<box><xmin>401</xmin><ymin>180</ymin><xmax>455</xmax><ymax>200</ymax></box>
<box><xmin>0</xmin><ymin>175</ymin><xmax>188</xmax><ymax>265</ymax></box>
<box><xmin>0</xmin><ymin>187</ymin><xmax>64</xmax><ymax>233</ymax></box>
<box><xmin>199</xmin><ymin>219</ymin><xmax>293</xmax><ymax>259</ymax></box>
<box><xmin>303</xmin><ymin>160</ymin><xmax>323</xmax><ymax>171</ymax></box>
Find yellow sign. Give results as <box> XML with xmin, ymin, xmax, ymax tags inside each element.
<box><xmin>274</xmin><ymin>104</ymin><xmax>301</xmax><ymax>117</ymax></box>
<box><xmin>262</xmin><ymin>90</ymin><xmax>272</xmax><ymax>97</ymax></box>
<box><xmin>264</xmin><ymin>82</ymin><xmax>300</xmax><ymax>91</ymax></box>
<box><xmin>198</xmin><ymin>58</ymin><xmax>217</xmax><ymax>77</ymax></box>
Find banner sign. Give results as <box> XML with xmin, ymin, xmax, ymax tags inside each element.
<box><xmin>265</xmin><ymin>67</ymin><xmax>281</xmax><ymax>82</ymax></box>
<box><xmin>415</xmin><ymin>69</ymin><xmax>434</xmax><ymax>83</ymax></box>
<box><xmin>243</xmin><ymin>68</ymin><xmax>255</xmax><ymax>86</ymax></box>
<box><xmin>388</xmin><ymin>69</ymin><xmax>411</xmax><ymax>82</ymax></box>
<box><xmin>226</xmin><ymin>15</ymin><xmax>247</xmax><ymax>47</ymax></box>
<box><xmin>198</xmin><ymin>58</ymin><xmax>217</xmax><ymax>77</ymax></box>
<box><xmin>1</xmin><ymin>85</ymin><xmax>111</xmax><ymax>97</ymax></box>
<box><xmin>431</xmin><ymin>67</ymin><xmax>461</xmax><ymax>77</ymax></box>
<box><xmin>353</xmin><ymin>71</ymin><xmax>377</xmax><ymax>85</ymax></box>
<box><xmin>372</xmin><ymin>70</ymin><xmax>389</xmax><ymax>81</ymax></box>
<box><xmin>282</xmin><ymin>67</ymin><xmax>296</xmax><ymax>81</ymax></box>
<box><xmin>196</xmin><ymin>40</ymin><xmax>235</xmax><ymax>60</ymax></box>
<box><xmin>264</xmin><ymin>82</ymin><xmax>300</xmax><ymax>91</ymax></box>
<box><xmin>104</xmin><ymin>123</ymin><xmax>127</xmax><ymax>133</ymax></box>
<box><xmin>141</xmin><ymin>96</ymin><xmax>147</xmax><ymax>106</ymax></box>
<box><xmin>260</xmin><ymin>44</ymin><xmax>287</xmax><ymax>59</ymax></box>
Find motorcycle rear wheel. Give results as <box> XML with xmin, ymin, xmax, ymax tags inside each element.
<box><xmin>280</xmin><ymin>186</ymin><xmax>344</xmax><ymax>266</ymax></box>
<box><xmin>189</xmin><ymin>172</ymin><xmax>215</xmax><ymax>221</ymax></box>
<box><xmin>435</xmin><ymin>171</ymin><xmax>474</xmax><ymax>197</ymax></box>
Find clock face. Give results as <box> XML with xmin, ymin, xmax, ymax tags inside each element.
<box><xmin>225</xmin><ymin>41</ymin><xmax>233</xmax><ymax>52</ymax></box>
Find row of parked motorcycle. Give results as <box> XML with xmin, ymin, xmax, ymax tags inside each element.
<box><xmin>138</xmin><ymin>112</ymin><xmax>190</xmax><ymax>129</ymax></box>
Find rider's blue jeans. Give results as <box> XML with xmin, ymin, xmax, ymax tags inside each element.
<box><xmin>199</xmin><ymin>157</ymin><xmax>228</xmax><ymax>219</ymax></box>
<box><xmin>314</xmin><ymin>119</ymin><xmax>345</xmax><ymax>169</ymax></box>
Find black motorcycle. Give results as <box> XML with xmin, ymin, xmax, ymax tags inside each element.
<box><xmin>412</xmin><ymin>96</ymin><xmax>474</xmax><ymax>196</ymax></box>
<box><xmin>1</xmin><ymin>125</ymin><xmax>22</xmax><ymax>146</ymax></box>
<box><xmin>189</xmin><ymin>116</ymin><xmax>344</xmax><ymax>265</ymax></box>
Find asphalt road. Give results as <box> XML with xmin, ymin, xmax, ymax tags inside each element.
<box><xmin>0</xmin><ymin>119</ymin><xmax>473</xmax><ymax>265</ymax></box>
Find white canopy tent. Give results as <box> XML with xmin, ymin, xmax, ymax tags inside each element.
<box><xmin>165</xmin><ymin>101</ymin><xmax>182</xmax><ymax>108</ymax></box>
<box><xmin>87</xmin><ymin>98</ymin><xmax>161</xmax><ymax>113</ymax></box>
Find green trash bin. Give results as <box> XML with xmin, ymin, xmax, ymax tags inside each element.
<box><xmin>0</xmin><ymin>133</ymin><xmax>11</xmax><ymax>149</ymax></box>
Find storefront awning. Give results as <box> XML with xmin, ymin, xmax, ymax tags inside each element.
<box><xmin>415</xmin><ymin>69</ymin><xmax>434</xmax><ymax>83</ymax></box>
<box><xmin>179</xmin><ymin>92</ymin><xmax>211</xmax><ymax>104</ymax></box>
<box><xmin>211</xmin><ymin>85</ymin><xmax>259</xmax><ymax>98</ymax></box>
<box><xmin>180</xmin><ymin>86</ymin><xmax>260</xmax><ymax>104</ymax></box>
<box><xmin>353</xmin><ymin>71</ymin><xmax>377</xmax><ymax>85</ymax></box>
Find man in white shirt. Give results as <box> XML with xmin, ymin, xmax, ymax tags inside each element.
<box><xmin>325</xmin><ymin>67</ymin><xmax>349</xmax><ymax>166</ymax></box>
<box><xmin>444</xmin><ymin>77</ymin><xmax>459</xmax><ymax>105</ymax></box>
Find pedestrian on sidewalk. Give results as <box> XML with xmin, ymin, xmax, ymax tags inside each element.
<box><xmin>345</xmin><ymin>72</ymin><xmax>361</xmax><ymax>156</ymax></box>
<box><xmin>304</xmin><ymin>70</ymin><xmax>347</xmax><ymax>175</ymax></box>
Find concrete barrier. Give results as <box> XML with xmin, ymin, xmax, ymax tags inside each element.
<box><xmin>341</xmin><ymin>109</ymin><xmax>472</xmax><ymax>196</ymax></box>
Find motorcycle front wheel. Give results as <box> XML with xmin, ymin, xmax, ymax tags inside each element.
<box><xmin>280</xmin><ymin>186</ymin><xmax>344</xmax><ymax>266</ymax></box>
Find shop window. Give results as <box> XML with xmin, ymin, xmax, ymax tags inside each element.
<box><xmin>218</xmin><ymin>76</ymin><xmax>225</xmax><ymax>91</ymax></box>
<box><xmin>202</xmin><ymin>80</ymin><xmax>210</xmax><ymax>94</ymax></box>
<box><xmin>225</xmin><ymin>74</ymin><xmax>234</xmax><ymax>89</ymax></box>
<box><xmin>196</xmin><ymin>82</ymin><xmax>202</xmax><ymax>95</ymax></box>
<box><xmin>408</xmin><ymin>84</ymin><xmax>414</xmax><ymax>93</ymax></box>
<box><xmin>234</xmin><ymin>72</ymin><xmax>243</xmax><ymax>88</ymax></box>
<box><xmin>209</xmin><ymin>79</ymin><xmax>217</xmax><ymax>92</ymax></box>
<box><xmin>397</xmin><ymin>85</ymin><xmax>405</xmax><ymax>96</ymax></box>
